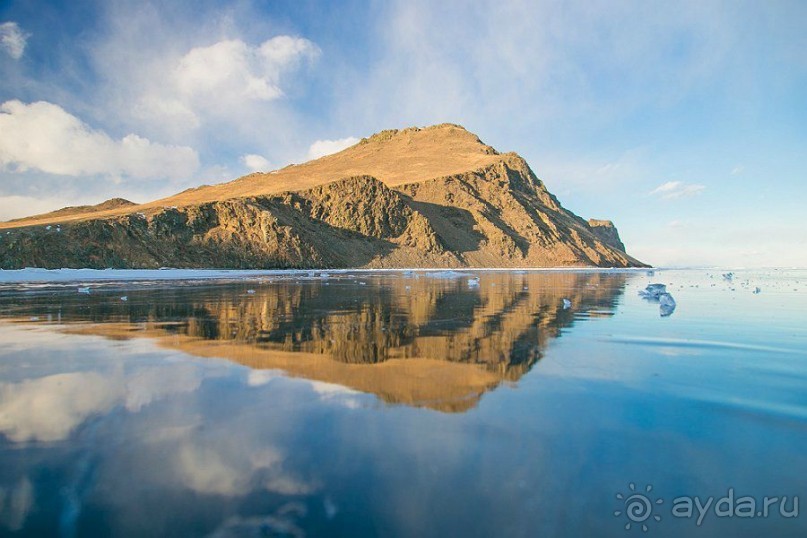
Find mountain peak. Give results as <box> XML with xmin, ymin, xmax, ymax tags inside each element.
<box><xmin>358</xmin><ymin>123</ymin><xmax>498</xmax><ymax>155</ymax></box>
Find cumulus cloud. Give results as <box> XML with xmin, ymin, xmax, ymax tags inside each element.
<box><xmin>0</xmin><ymin>372</ymin><xmax>121</xmax><ymax>442</ymax></box>
<box><xmin>0</xmin><ymin>22</ymin><xmax>28</xmax><ymax>60</ymax></box>
<box><xmin>246</xmin><ymin>369</ymin><xmax>279</xmax><ymax>386</ymax></box>
<box><xmin>306</xmin><ymin>136</ymin><xmax>359</xmax><ymax>160</ymax></box>
<box><xmin>240</xmin><ymin>154</ymin><xmax>272</xmax><ymax>172</ymax></box>
<box><xmin>0</xmin><ymin>100</ymin><xmax>199</xmax><ymax>179</ymax></box>
<box><xmin>176</xmin><ymin>443</ymin><xmax>314</xmax><ymax>496</ymax></box>
<box><xmin>139</xmin><ymin>36</ymin><xmax>319</xmax><ymax>131</ymax></box>
<box><xmin>650</xmin><ymin>181</ymin><xmax>705</xmax><ymax>200</ymax></box>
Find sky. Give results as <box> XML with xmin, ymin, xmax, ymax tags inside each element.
<box><xmin>0</xmin><ymin>0</ymin><xmax>805</xmax><ymax>267</ymax></box>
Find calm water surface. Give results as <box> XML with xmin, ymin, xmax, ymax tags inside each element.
<box><xmin>0</xmin><ymin>269</ymin><xmax>805</xmax><ymax>537</ymax></box>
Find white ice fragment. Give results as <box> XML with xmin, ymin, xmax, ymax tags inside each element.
<box><xmin>77</xmin><ymin>287</ymin><xmax>90</xmax><ymax>294</ymax></box>
<box><xmin>45</xmin><ymin>225</ymin><xmax>51</xmax><ymax>230</ymax></box>
<box><xmin>562</xmin><ymin>298</ymin><xmax>572</xmax><ymax>309</ymax></box>
<box><xmin>659</xmin><ymin>293</ymin><xmax>676</xmax><ymax>317</ymax></box>
<box><xmin>468</xmin><ymin>277</ymin><xmax>480</xmax><ymax>288</ymax></box>
<box><xmin>120</xmin><ymin>296</ymin><xmax>128</xmax><ymax>301</ymax></box>
<box><xmin>639</xmin><ymin>283</ymin><xmax>667</xmax><ymax>299</ymax></box>
<box><xmin>247</xmin><ymin>289</ymin><xmax>256</xmax><ymax>294</ymax></box>
<box><xmin>29</xmin><ymin>316</ymin><xmax>39</xmax><ymax>321</ymax></box>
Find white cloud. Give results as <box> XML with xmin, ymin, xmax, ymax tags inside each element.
<box><xmin>0</xmin><ymin>22</ymin><xmax>28</xmax><ymax>60</ymax></box>
<box><xmin>124</xmin><ymin>364</ymin><xmax>202</xmax><ymax>412</ymax></box>
<box><xmin>0</xmin><ymin>372</ymin><xmax>121</xmax><ymax>442</ymax></box>
<box><xmin>240</xmin><ymin>154</ymin><xmax>272</xmax><ymax>172</ymax></box>
<box><xmin>246</xmin><ymin>369</ymin><xmax>279</xmax><ymax>386</ymax></box>
<box><xmin>140</xmin><ymin>36</ymin><xmax>319</xmax><ymax>131</ymax></box>
<box><xmin>0</xmin><ymin>195</ymin><xmax>66</xmax><ymax>221</ymax></box>
<box><xmin>650</xmin><ymin>181</ymin><xmax>705</xmax><ymax>200</ymax></box>
<box><xmin>176</xmin><ymin>443</ymin><xmax>314</xmax><ymax>496</ymax></box>
<box><xmin>0</xmin><ymin>100</ymin><xmax>199</xmax><ymax>179</ymax></box>
<box><xmin>306</xmin><ymin>136</ymin><xmax>359</xmax><ymax>160</ymax></box>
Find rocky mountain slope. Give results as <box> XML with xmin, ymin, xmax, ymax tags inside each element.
<box><xmin>0</xmin><ymin>124</ymin><xmax>646</xmax><ymax>268</ymax></box>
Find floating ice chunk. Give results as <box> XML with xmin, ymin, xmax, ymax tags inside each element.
<box><xmin>120</xmin><ymin>296</ymin><xmax>128</xmax><ymax>301</ymax></box>
<box><xmin>467</xmin><ymin>277</ymin><xmax>480</xmax><ymax>288</ymax></box>
<box><xmin>562</xmin><ymin>298</ymin><xmax>572</xmax><ymax>309</ymax></box>
<box><xmin>246</xmin><ymin>289</ymin><xmax>256</xmax><ymax>294</ymax></box>
<box><xmin>77</xmin><ymin>287</ymin><xmax>90</xmax><ymax>294</ymax></box>
<box><xmin>45</xmin><ymin>225</ymin><xmax>51</xmax><ymax>230</ymax></box>
<box><xmin>659</xmin><ymin>293</ymin><xmax>676</xmax><ymax>317</ymax></box>
<box><xmin>639</xmin><ymin>283</ymin><xmax>667</xmax><ymax>299</ymax></box>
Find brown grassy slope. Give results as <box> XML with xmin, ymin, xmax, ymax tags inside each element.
<box><xmin>0</xmin><ymin>124</ymin><xmax>500</xmax><ymax>229</ymax></box>
<box><xmin>6</xmin><ymin>198</ymin><xmax>136</xmax><ymax>224</ymax></box>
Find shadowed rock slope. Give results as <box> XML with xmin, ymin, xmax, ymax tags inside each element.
<box><xmin>0</xmin><ymin>124</ymin><xmax>646</xmax><ymax>268</ymax></box>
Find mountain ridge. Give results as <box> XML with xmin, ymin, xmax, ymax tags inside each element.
<box><xmin>0</xmin><ymin>124</ymin><xmax>648</xmax><ymax>268</ymax></box>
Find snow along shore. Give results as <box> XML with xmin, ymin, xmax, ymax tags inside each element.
<box><xmin>0</xmin><ymin>267</ymin><xmax>649</xmax><ymax>284</ymax></box>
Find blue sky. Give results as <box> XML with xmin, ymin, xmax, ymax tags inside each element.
<box><xmin>0</xmin><ymin>0</ymin><xmax>805</xmax><ymax>267</ymax></box>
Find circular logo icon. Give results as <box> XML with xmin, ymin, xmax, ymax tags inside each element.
<box><xmin>614</xmin><ymin>483</ymin><xmax>663</xmax><ymax>532</ymax></box>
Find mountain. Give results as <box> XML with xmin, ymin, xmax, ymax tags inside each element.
<box><xmin>0</xmin><ymin>124</ymin><xmax>647</xmax><ymax>268</ymax></box>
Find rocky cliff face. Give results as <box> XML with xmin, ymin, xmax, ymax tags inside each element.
<box><xmin>587</xmin><ymin>219</ymin><xmax>626</xmax><ymax>252</ymax></box>
<box><xmin>0</xmin><ymin>124</ymin><xmax>646</xmax><ymax>269</ymax></box>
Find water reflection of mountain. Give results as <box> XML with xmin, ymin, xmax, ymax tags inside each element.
<box><xmin>0</xmin><ymin>272</ymin><xmax>627</xmax><ymax>412</ymax></box>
